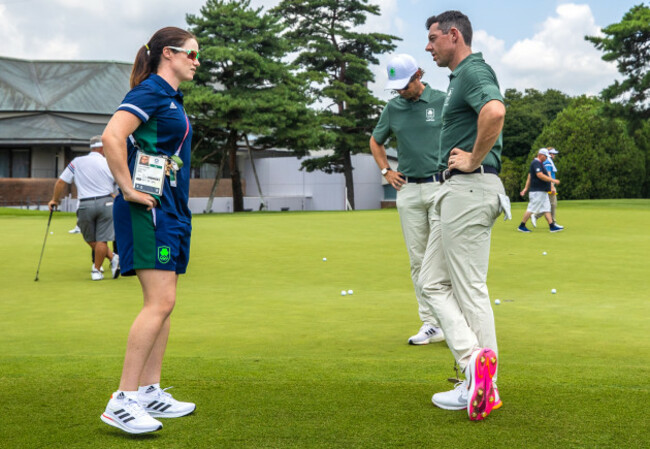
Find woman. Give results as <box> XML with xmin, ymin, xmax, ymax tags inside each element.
<box><xmin>100</xmin><ymin>26</ymin><xmax>200</xmax><ymax>435</ymax></box>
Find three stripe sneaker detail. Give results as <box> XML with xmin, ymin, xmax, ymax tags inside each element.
<box><xmin>466</xmin><ymin>348</ymin><xmax>498</xmax><ymax>421</ymax></box>
<box><xmin>138</xmin><ymin>385</ymin><xmax>196</xmax><ymax>418</ymax></box>
<box><xmin>101</xmin><ymin>391</ymin><xmax>162</xmax><ymax>434</ymax></box>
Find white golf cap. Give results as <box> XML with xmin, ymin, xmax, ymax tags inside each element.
<box><xmin>385</xmin><ymin>54</ymin><xmax>418</xmax><ymax>90</ymax></box>
<box><xmin>549</xmin><ymin>148</ymin><xmax>559</xmax><ymax>154</ymax></box>
<box><xmin>538</xmin><ymin>148</ymin><xmax>550</xmax><ymax>158</ymax></box>
<box><xmin>89</xmin><ymin>135</ymin><xmax>103</xmax><ymax>148</ymax></box>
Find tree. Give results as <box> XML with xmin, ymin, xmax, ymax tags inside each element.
<box><xmin>272</xmin><ymin>0</ymin><xmax>398</xmax><ymax>209</ymax></box>
<box><xmin>586</xmin><ymin>4</ymin><xmax>650</xmax><ymax>127</ymax></box>
<box><xmin>633</xmin><ymin>119</ymin><xmax>650</xmax><ymax>197</ymax></box>
<box><xmin>498</xmin><ymin>155</ymin><xmax>525</xmax><ymax>202</ymax></box>
<box><xmin>502</xmin><ymin>88</ymin><xmax>571</xmax><ymax>162</ymax></box>
<box><xmin>184</xmin><ymin>0</ymin><xmax>324</xmax><ymax>212</ymax></box>
<box><xmin>531</xmin><ymin>97</ymin><xmax>644</xmax><ymax>200</ymax></box>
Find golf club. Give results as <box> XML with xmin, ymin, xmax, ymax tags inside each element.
<box><xmin>34</xmin><ymin>207</ymin><xmax>55</xmax><ymax>281</ymax></box>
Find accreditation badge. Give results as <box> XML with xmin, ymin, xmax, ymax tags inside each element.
<box><xmin>133</xmin><ymin>151</ymin><xmax>165</xmax><ymax>196</ymax></box>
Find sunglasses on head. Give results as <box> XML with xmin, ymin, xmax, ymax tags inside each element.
<box><xmin>167</xmin><ymin>46</ymin><xmax>200</xmax><ymax>61</ymax></box>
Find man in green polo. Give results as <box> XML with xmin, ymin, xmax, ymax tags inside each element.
<box><xmin>419</xmin><ymin>10</ymin><xmax>507</xmax><ymax>421</ymax></box>
<box><xmin>370</xmin><ymin>53</ymin><xmax>446</xmax><ymax>346</ymax></box>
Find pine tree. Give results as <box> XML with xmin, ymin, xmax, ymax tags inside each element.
<box><xmin>184</xmin><ymin>0</ymin><xmax>323</xmax><ymax>212</ymax></box>
<box><xmin>586</xmin><ymin>4</ymin><xmax>650</xmax><ymax>127</ymax></box>
<box><xmin>273</xmin><ymin>0</ymin><xmax>399</xmax><ymax>209</ymax></box>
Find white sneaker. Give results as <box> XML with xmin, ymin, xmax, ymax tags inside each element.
<box><xmin>68</xmin><ymin>225</ymin><xmax>81</xmax><ymax>234</ymax></box>
<box><xmin>530</xmin><ymin>214</ymin><xmax>537</xmax><ymax>228</ymax></box>
<box><xmin>101</xmin><ymin>391</ymin><xmax>163</xmax><ymax>434</ymax></box>
<box><xmin>138</xmin><ymin>385</ymin><xmax>196</xmax><ymax>418</ymax></box>
<box><xmin>111</xmin><ymin>254</ymin><xmax>120</xmax><ymax>279</ymax></box>
<box><xmin>91</xmin><ymin>266</ymin><xmax>104</xmax><ymax>281</ymax></box>
<box><xmin>408</xmin><ymin>324</ymin><xmax>445</xmax><ymax>345</ymax></box>
<box><xmin>432</xmin><ymin>380</ymin><xmax>468</xmax><ymax>410</ymax></box>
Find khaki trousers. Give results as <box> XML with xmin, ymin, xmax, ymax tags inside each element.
<box><xmin>396</xmin><ymin>182</ymin><xmax>441</xmax><ymax>327</ymax></box>
<box><xmin>419</xmin><ymin>173</ymin><xmax>504</xmax><ymax>372</ymax></box>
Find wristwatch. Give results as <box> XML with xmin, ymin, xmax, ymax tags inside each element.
<box><xmin>381</xmin><ymin>167</ymin><xmax>391</xmax><ymax>176</ymax></box>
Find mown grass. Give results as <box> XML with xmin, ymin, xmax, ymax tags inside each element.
<box><xmin>1</xmin><ymin>200</ymin><xmax>648</xmax><ymax>448</ymax></box>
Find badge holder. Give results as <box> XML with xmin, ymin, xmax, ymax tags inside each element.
<box><xmin>168</xmin><ymin>155</ymin><xmax>183</xmax><ymax>188</ymax></box>
<box><xmin>133</xmin><ymin>151</ymin><xmax>166</xmax><ymax>196</ymax></box>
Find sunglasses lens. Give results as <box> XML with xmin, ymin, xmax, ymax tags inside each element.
<box><xmin>188</xmin><ymin>51</ymin><xmax>199</xmax><ymax>61</ymax></box>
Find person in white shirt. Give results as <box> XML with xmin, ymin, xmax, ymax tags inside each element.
<box><xmin>48</xmin><ymin>136</ymin><xmax>120</xmax><ymax>280</ymax></box>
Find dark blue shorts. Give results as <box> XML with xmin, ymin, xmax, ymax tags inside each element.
<box><xmin>113</xmin><ymin>195</ymin><xmax>192</xmax><ymax>276</ymax></box>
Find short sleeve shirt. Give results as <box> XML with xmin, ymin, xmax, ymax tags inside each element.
<box><xmin>543</xmin><ymin>159</ymin><xmax>556</xmax><ymax>179</ymax></box>
<box><xmin>530</xmin><ymin>158</ymin><xmax>551</xmax><ymax>192</ymax></box>
<box><xmin>117</xmin><ymin>74</ymin><xmax>193</xmax><ymax>223</ymax></box>
<box><xmin>439</xmin><ymin>53</ymin><xmax>503</xmax><ymax>172</ymax></box>
<box><xmin>59</xmin><ymin>152</ymin><xmax>116</xmax><ymax>199</ymax></box>
<box><xmin>372</xmin><ymin>84</ymin><xmax>446</xmax><ymax>178</ymax></box>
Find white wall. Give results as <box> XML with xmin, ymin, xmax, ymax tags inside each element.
<box><xmin>240</xmin><ymin>153</ymin><xmax>383</xmax><ymax>211</ymax></box>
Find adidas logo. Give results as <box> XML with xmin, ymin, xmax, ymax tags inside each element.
<box><xmin>169</xmin><ymin>102</ymin><xmax>177</xmax><ymax>109</ymax></box>
<box><xmin>112</xmin><ymin>408</ymin><xmax>136</xmax><ymax>423</ymax></box>
<box><xmin>146</xmin><ymin>401</ymin><xmax>173</xmax><ymax>413</ymax></box>
<box><xmin>145</xmin><ymin>386</ymin><xmax>156</xmax><ymax>394</ymax></box>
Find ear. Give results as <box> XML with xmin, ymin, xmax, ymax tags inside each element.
<box><xmin>161</xmin><ymin>46</ymin><xmax>173</xmax><ymax>60</ymax></box>
<box><xmin>449</xmin><ymin>27</ymin><xmax>460</xmax><ymax>44</ymax></box>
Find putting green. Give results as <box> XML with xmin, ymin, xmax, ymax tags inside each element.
<box><xmin>1</xmin><ymin>200</ymin><xmax>648</xmax><ymax>447</ymax></box>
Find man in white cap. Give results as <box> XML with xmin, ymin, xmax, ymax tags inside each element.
<box><xmin>518</xmin><ymin>148</ymin><xmax>563</xmax><ymax>232</ymax></box>
<box><xmin>532</xmin><ymin>147</ymin><xmax>560</xmax><ymax>227</ymax></box>
<box><xmin>48</xmin><ymin>135</ymin><xmax>120</xmax><ymax>280</ymax></box>
<box><xmin>369</xmin><ymin>54</ymin><xmax>447</xmax><ymax>345</ymax></box>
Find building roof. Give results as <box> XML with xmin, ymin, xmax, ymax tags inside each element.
<box><xmin>0</xmin><ymin>56</ymin><xmax>131</xmax><ymax>146</ymax></box>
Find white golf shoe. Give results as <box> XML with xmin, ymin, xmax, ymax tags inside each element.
<box><xmin>91</xmin><ymin>266</ymin><xmax>103</xmax><ymax>281</ymax></box>
<box><xmin>110</xmin><ymin>254</ymin><xmax>120</xmax><ymax>279</ymax></box>
<box><xmin>138</xmin><ymin>385</ymin><xmax>196</xmax><ymax>418</ymax></box>
<box><xmin>408</xmin><ymin>324</ymin><xmax>445</xmax><ymax>345</ymax></box>
<box><xmin>432</xmin><ymin>379</ymin><xmax>502</xmax><ymax>411</ymax></box>
<box><xmin>101</xmin><ymin>391</ymin><xmax>162</xmax><ymax>434</ymax></box>
<box><xmin>432</xmin><ymin>380</ymin><xmax>468</xmax><ymax>410</ymax></box>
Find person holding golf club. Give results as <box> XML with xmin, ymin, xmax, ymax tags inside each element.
<box><xmin>99</xmin><ymin>26</ymin><xmax>200</xmax><ymax>435</ymax></box>
<box><xmin>48</xmin><ymin>136</ymin><xmax>120</xmax><ymax>281</ymax></box>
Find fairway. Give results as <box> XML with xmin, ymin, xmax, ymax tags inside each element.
<box><xmin>1</xmin><ymin>200</ymin><xmax>649</xmax><ymax>448</ymax></box>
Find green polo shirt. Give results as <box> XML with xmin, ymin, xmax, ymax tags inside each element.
<box><xmin>372</xmin><ymin>84</ymin><xmax>446</xmax><ymax>178</ymax></box>
<box><xmin>439</xmin><ymin>52</ymin><xmax>503</xmax><ymax>172</ymax></box>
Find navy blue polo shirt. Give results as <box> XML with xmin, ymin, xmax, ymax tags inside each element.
<box><xmin>529</xmin><ymin>158</ymin><xmax>551</xmax><ymax>192</ymax></box>
<box><xmin>118</xmin><ymin>73</ymin><xmax>193</xmax><ymax>223</ymax></box>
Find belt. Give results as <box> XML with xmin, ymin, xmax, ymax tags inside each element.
<box><xmin>440</xmin><ymin>165</ymin><xmax>498</xmax><ymax>183</ymax></box>
<box><xmin>406</xmin><ymin>175</ymin><xmax>439</xmax><ymax>184</ymax></box>
<box><xmin>79</xmin><ymin>194</ymin><xmax>113</xmax><ymax>202</ymax></box>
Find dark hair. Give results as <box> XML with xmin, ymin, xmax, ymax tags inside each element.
<box><xmin>425</xmin><ymin>11</ymin><xmax>473</xmax><ymax>46</ymax></box>
<box><xmin>130</xmin><ymin>26</ymin><xmax>196</xmax><ymax>88</ymax></box>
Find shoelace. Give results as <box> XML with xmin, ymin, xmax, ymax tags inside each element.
<box><xmin>154</xmin><ymin>386</ymin><xmax>176</xmax><ymax>402</ymax></box>
<box><xmin>123</xmin><ymin>397</ymin><xmax>150</xmax><ymax>418</ymax></box>
<box><xmin>454</xmin><ymin>380</ymin><xmax>469</xmax><ymax>400</ymax></box>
